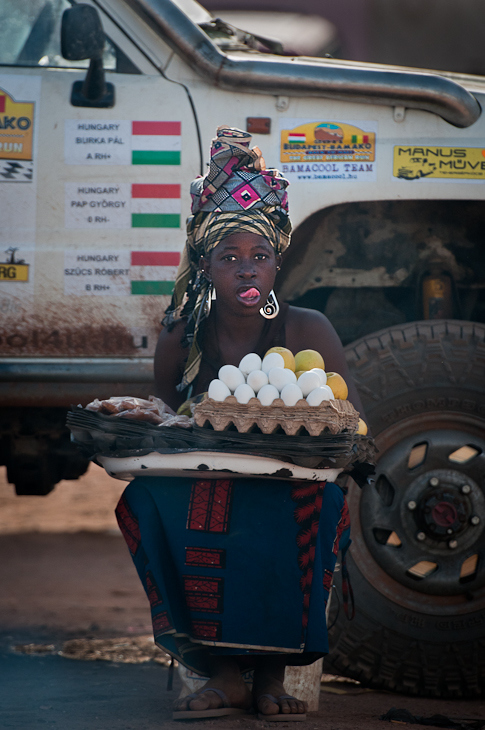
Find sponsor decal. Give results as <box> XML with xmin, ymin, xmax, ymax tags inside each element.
<box><xmin>394</xmin><ymin>146</ymin><xmax>485</xmax><ymax>182</ymax></box>
<box><xmin>64</xmin><ymin>120</ymin><xmax>181</xmax><ymax>165</ymax></box>
<box><xmin>0</xmin><ymin>247</ymin><xmax>29</xmax><ymax>281</ymax></box>
<box><xmin>0</xmin><ymin>88</ymin><xmax>34</xmax><ymax>162</ymax></box>
<box><xmin>64</xmin><ymin>249</ymin><xmax>180</xmax><ymax>296</ymax></box>
<box><xmin>65</xmin><ymin>183</ymin><xmax>181</xmax><ymax>229</ymax></box>
<box><xmin>280</xmin><ymin>119</ymin><xmax>377</xmax><ymax>182</ymax></box>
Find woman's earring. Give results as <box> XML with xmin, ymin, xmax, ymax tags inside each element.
<box><xmin>203</xmin><ymin>281</ymin><xmax>215</xmax><ymax>316</ymax></box>
<box><xmin>259</xmin><ymin>290</ymin><xmax>279</xmax><ymax>319</ymax></box>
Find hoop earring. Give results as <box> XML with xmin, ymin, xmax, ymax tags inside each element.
<box><xmin>259</xmin><ymin>290</ymin><xmax>279</xmax><ymax>319</ymax></box>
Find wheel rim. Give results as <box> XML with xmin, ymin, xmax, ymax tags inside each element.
<box><xmin>347</xmin><ymin>411</ymin><xmax>485</xmax><ymax>613</ymax></box>
<box><xmin>361</xmin><ymin>423</ymin><xmax>485</xmax><ymax>596</ymax></box>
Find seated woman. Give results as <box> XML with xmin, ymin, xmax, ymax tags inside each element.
<box><xmin>116</xmin><ymin>127</ymin><xmax>365</xmax><ymax>721</ymax></box>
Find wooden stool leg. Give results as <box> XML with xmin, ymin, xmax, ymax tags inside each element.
<box><xmin>284</xmin><ymin>659</ymin><xmax>323</xmax><ymax>712</ymax></box>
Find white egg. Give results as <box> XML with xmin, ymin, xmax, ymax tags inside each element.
<box><xmin>238</xmin><ymin>352</ymin><xmax>262</xmax><ymax>376</ymax></box>
<box><xmin>297</xmin><ymin>370</ymin><xmax>322</xmax><ymax>397</ymax></box>
<box><xmin>310</xmin><ymin>368</ymin><xmax>327</xmax><ymax>386</ymax></box>
<box><xmin>247</xmin><ymin>369</ymin><xmax>269</xmax><ymax>393</ymax></box>
<box><xmin>208</xmin><ymin>379</ymin><xmax>231</xmax><ymax>402</ymax></box>
<box><xmin>280</xmin><ymin>383</ymin><xmax>304</xmax><ymax>407</ymax></box>
<box><xmin>306</xmin><ymin>385</ymin><xmax>335</xmax><ymax>406</ymax></box>
<box><xmin>268</xmin><ymin>367</ymin><xmax>297</xmax><ymax>392</ymax></box>
<box><xmin>257</xmin><ymin>383</ymin><xmax>280</xmax><ymax>406</ymax></box>
<box><xmin>261</xmin><ymin>352</ymin><xmax>285</xmax><ymax>374</ymax></box>
<box><xmin>218</xmin><ymin>364</ymin><xmax>245</xmax><ymax>392</ymax></box>
<box><xmin>234</xmin><ymin>383</ymin><xmax>255</xmax><ymax>404</ymax></box>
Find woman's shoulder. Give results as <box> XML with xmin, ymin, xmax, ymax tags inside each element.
<box><xmin>286</xmin><ymin>304</ymin><xmax>333</xmax><ymax>333</ymax></box>
<box><xmin>285</xmin><ymin>304</ymin><xmax>343</xmax><ymax>358</ymax></box>
<box><xmin>157</xmin><ymin>317</ymin><xmax>188</xmax><ymax>345</ymax></box>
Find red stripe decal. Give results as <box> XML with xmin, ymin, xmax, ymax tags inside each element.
<box><xmin>0</xmin><ymin>96</ymin><xmax>5</xmax><ymax>113</ymax></box>
<box><xmin>132</xmin><ymin>121</ymin><xmax>181</xmax><ymax>135</ymax></box>
<box><xmin>131</xmin><ymin>183</ymin><xmax>180</xmax><ymax>199</ymax></box>
<box><xmin>130</xmin><ymin>251</ymin><xmax>180</xmax><ymax>266</ymax></box>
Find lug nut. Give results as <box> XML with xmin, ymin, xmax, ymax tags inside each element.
<box><xmin>470</xmin><ymin>515</ymin><xmax>480</xmax><ymax>526</ymax></box>
<box><xmin>429</xmin><ymin>477</ymin><xmax>440</xmax><ymax>487</ymax></box>
<box><xmin>448</xmin><ymin>539</ymin><xmax>458</xmax><ymax>549</ymax></box>
<box><xmin>461</xmin><ymin>484</ymin><xmax>472</xmax><ymax>495</ymax></box>
<box><xmin>446</xmin><ymin>528</ymin><xmax>453</xmax><ymax>535</ymax></box>
<box><xmin>416</xmin><ymin>531</ymin><xmax>426</xmax><ymax>541</ymax></box>
<box><xmin>407</xmin><ymin>500</ymin><xmax>417</xmax><ymax>510</ymax></box>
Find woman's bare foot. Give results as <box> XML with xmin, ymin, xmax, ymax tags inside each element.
<box><xmin>253</xmin><ymin>657</ymin><xmax>306</xmax><ymax>717</ymax></box>
<box><xmin>173</xmin><ymin>658</ymin><xmax>252</xmax><ymax>713</ymax></box>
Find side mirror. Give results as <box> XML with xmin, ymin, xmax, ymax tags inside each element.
<box><xmin>61</xmin><ymin>4</ymin><xmax>114</xmax><ymax>108</ymax></box>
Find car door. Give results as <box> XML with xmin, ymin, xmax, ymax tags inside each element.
<box><xmin>0</xmin><ymin>0</ymin><xmax>199</xmax><ymax>361</ymax></box>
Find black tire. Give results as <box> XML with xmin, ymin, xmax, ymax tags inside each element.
<box><xmin>326</xmin><ymin>320</ymin><xmax>485</xmax><ymax>697</ymax></box>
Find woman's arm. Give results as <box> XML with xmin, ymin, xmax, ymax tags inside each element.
<box><xmin>153</xmin><ymin>320</ymin><xmax>189</xmax><ymax>411</ymax></box>
<box><xmin>285</xmin><ymin>306</ymin><xmax>368</xmax><ymax>421</ymax></box>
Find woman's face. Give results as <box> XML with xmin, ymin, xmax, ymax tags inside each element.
<box><xmin>203</xmin><ymin>232</ymin><xmax>279</xmax><ymax>316</ymax></box>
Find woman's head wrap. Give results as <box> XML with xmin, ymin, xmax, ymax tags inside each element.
<box><xmin>163</xmin><ymin>126</ymin><xmax>291</xmax><ymax>393</ymax></box>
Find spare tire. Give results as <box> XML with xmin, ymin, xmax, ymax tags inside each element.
<box><xmin>326</xmin><ymin>320</ymin><xmax>485</xmax><ymax>697</ymax></box>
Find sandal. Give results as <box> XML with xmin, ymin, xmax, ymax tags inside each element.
<box><xmin>257</xmin><ymin>693</ymin><xmax>307</xmax><ymax>722</ymax></box>
<box><xmin>173</xmin><ymin>687</ymin><xmax>250</xmax><ymax>720</ymax></box>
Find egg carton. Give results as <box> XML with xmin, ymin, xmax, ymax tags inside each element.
<box><xmin>193</xmin><ymin>396</ymin><xmax>359</xmax><ymax>437</ymax></box>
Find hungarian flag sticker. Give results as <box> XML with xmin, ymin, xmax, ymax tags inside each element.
<box><xmin>131</xmin><ymin>184</ymin><xmax>181</xmax><ymax>228</ymax></box>
<box><xmin>131</xmin><ymin>121</ymin><xmax>181</xmax><ymax>165</ymax></box>
<box><xmin>130</xmin><ymin>251</ymin><xmax>180</xmax><ymax>295</ymax></box>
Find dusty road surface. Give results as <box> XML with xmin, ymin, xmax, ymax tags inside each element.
<box><xmin>2</xmin><ymin>465</ymin><xmax>485</xmax><ymax>729</ymax></box>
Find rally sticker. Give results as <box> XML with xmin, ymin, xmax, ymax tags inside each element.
<box><xmin>0</xmin><ymin>88</ymin><xmax>34</xmax><ymax>163</ymax></box>
<box><xmin>64</xmin><ymin>250</ymin><xmax>180</xmax><ymax>296</ymax></box>
<box><xmin>65</xmin><ymin>183</ymin><xmax>181</xmax><ymax>229</ymax></box>
<box><xmin>0</xmin><ymin>247</ymin><xmax>30</xmax><ymax>282</ymax></box>
<box><xmin>393</xmin><ymin>146</ymin><xmax>485</xmax><ymax>182</ymax></box>
<box><xmin>280</xmin><ymin>119</ymin><xmax>377</xmax><ymax>182</ymax></box>
<box><xmin>64</xmin><ymin>120</ymin><xmax>181</xmax><ymax>165</ymax></box>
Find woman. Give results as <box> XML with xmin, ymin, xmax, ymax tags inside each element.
<box><xmin>116</xmin><ymin>127</ymin><xmax>365</xmax><ymax>721</ymax></box>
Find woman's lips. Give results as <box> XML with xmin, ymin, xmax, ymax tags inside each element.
<box><xmin>237</xmin><ymin>287</ymin><xmax>261</xmax><ymax>305</ymax></box>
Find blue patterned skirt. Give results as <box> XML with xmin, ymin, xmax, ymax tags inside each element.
<box><xmin>116</xmin><ymin>476</ymin><xmax>350</xmax><ymax>675</ymax></box>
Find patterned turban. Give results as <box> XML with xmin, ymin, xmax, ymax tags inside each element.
<box><xmin>163</xmin><ymin>126</ymin><xmax>291</xmax><ymax>394</ymax></box>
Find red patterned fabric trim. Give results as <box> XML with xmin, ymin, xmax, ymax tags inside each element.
<box><xmin>152</xmin><ymin>611</ymin><xmax>172</xmax><ymax>635</ymax></box>
<box><xmin>186</xmin><ymin>480</ymin><xmax>233</xmax><ymax>533</ymax></box>
<box><xmin>115</xmin><ymin>494</ymin><xmax>141</xmax><ymax>557</ymax></box>
<box><xmin>333</xmin><ymin>498</ymin><xmax>350</xmax><ymax>556</ymax></box>
<box><xmin>183</xmin><ymin>575</ymin><xmax>224</xmax><ymax>614</ymax></box>
<box><xmin>191</xmin><ymin>619</ymin><xmax>222</xmax><ymax>641</ymax></box>
<box><xmin>323</xmin><ymin>568</ymin><xmax>333</xmax><ymax>592</ymax></box>
<box><xmin>145</xmin><ymin>570</ymin><xmax>164</xmax><ymax>609</ymax></box>
<box><xmin>185</xmin><ymin>546</ymin><xmax>226</xmax><ymax>569</ymax></box>
<box><xmin>291</xmin><ymin>481</ymin><xmax>326</xmax><ymax>630</ymax></box>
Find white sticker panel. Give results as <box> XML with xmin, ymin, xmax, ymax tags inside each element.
<box><xmin>65</xmin><ymin>183</ymin><xmax>131</xmax><ymax>228</ymax></box>
<box><xmin>65</xmin><ymin>182</ymin><xmax>181</xmax><ymax>229</ymax></box>
<box><xmin>64</xmin><ymin>250</ymin><xmax>131</xmax><ymax>296</ymax></box>
<box><xmin>64</xmin><ymin>120</ymin><xmax>182</xmax><ymax>166</ymax></box>
<box><xmin>65</xmin><ymin>121</ymin><xmax>131</xmax><ymax>165</ymax></box>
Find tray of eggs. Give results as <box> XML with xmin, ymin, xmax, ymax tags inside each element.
<box><xmin>193</xmin><ymin>347</ymin><xmax>366</xmax><ymax>438</ymax></box>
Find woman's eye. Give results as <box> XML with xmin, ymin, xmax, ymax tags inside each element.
<box><xmin>255</xmin><ymin>253</ymin><xmax>268</xmax><ymax>260</ymax></box>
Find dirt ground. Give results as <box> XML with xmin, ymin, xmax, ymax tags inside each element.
<box><xmin>2</xmin><ymin>464</ymin><xmax>484</xmax><ymax>729</ymax></box>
